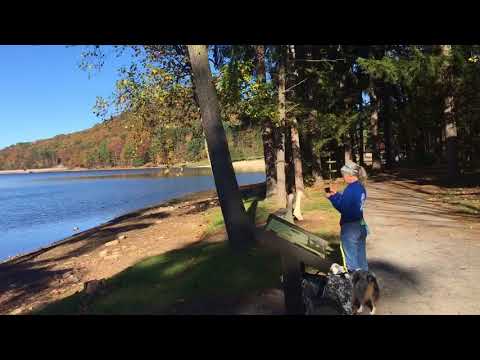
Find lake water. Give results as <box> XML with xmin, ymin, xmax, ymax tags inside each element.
<box><xmin>0</xmin><ymin>168</ymin><xmax>265</xmax><ymax>262</ymax></box>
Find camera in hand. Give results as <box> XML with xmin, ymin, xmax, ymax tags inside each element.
<box><xmin>324</xmin><ymin>186</ymin><xmax>331</xmax><ymax>193</ymax></box>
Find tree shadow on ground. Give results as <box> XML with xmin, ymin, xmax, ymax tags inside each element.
<box><xmin>367</xmin><ymin>195</ymin><xmax>480</xmax><ymax>222</ymax></box>
<box><xmin>11</xmin><ymin>234</ymin><xmax>425</xmax><ymax>315</ymax></box>
<box><xmin>369</xmin><ymin>166</ymin><xmax>480</xmax><ymax>189</ymax></box>
<box><xmin>366</xmin><ymin>177</ymin><xmax>480</xmax><ymax>221</ymax></box>
<box><xmin>369</xmin><ymin>259</ymin><xmax>422</xmax><ymax>299</ymax></box>
<box><xmin>0</xmin><ymin>262</ymin><xmax>76</xmax><ymax>313</ymax></box>
<box><xmin>0</xmin><ymin>221</ymin><xmax>157</xmax><ymax>314</ymax></box>
<box><xmin>34</xmin><ymin>237</ymin><xmax>283</xmax><ymax>315</ymax></box>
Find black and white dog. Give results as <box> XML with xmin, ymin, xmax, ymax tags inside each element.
<box><xmin>351</xmin><ymin>270</ymin><xmax>380</xmax><ymax>315</ymax></box>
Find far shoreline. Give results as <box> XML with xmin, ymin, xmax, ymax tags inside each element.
<box><xmin>0</xmin><ymin>158</ymin><xmax>266</xmax><ymax>175</ymax></box>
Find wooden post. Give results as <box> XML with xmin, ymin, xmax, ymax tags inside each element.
<box><xmin>281</xmin><ymin>253</ymin><xmax>305</xmax><ymax>314</ymax></box>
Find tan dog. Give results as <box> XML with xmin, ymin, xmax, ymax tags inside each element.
<box><xmin>351</xmin><ymin>270</ymin><xmax>380</xmax><ymax>315</ymax></box>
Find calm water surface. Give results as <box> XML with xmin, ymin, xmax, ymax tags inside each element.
<box><xmin>0</xmin><ymin>168</ymin><xmax>265</xmax><ymax>261</ymax></box>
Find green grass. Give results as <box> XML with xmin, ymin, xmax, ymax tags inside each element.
<box><xmin>202</xmin><ymin>185</ymin><xmax>344</xmax><ymax>235</ymax></box>
<box><xmin>302</xmin><ymin>186</ymin><xmax>343</xmax><ymax>213</ymax></box>
<box><xmin>35</xmin><ymin>242</ymin><xmax>281</xmax><ymax>315</ymax></box>
<box><xmin>202</xmin><ymin>197</ymin><xmax>276</xmax><ymax>236</ymax></box>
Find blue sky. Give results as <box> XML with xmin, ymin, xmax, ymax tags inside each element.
<box><xmin>0</xmin><ymin>45</ymin><xmax>134</xmax><ymax>150</ymax></box>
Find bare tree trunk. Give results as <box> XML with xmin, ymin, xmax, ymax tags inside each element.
<box><xmin>302</xmin><ymin>46</ymin><xmax>323</xmax><ymax>184</ymax></box>
<box><xmin>303</xmin><ymin>123</ymin><xmax>323</xmax><ymax>185</ymax></box>
<box><xmin>285</xmin><ymin>125</ymin><xmax>295</xmax><ymax>195</ymax></box>
<box><xmin>275</xmin><ymin>128</ymin><xmax>287</xmax><ymax>208</ymax></box>
<box><xmin>203</xmin><ymin>129</ymin><xmax>211</xmax><ymax>168</ymax></box>
<box><xmin>187</xmin><ymin>45</ymin><xmax>253</xmax><ymax>250</ymax></box>
<box><xmin>383</xmin><ymin>86</ymin><xmax>394</xmax><ymax>169</ymax></box>
<box><xmin>441</xmin><ymin>45</ymin><xmax>459</xmax><ymax>178</ymax></box>
<box><xmin>369</xmin><ymin>87</ymin><xmax>382</xmax><ymax>170</ymax></box>
<box><xmin>313</xmin><ymin>155</ymin><xmax>323</xmax><ymax>184</ymax></box>
<box><xmin>275</xmin><ymin>46</ymin><xmax>287</xmax><ymax>208</ymax></box>
<box><xmin>359</xmin><ymin>112</ymin><xmax>365</xmax><ymax>166</ymax></box>
<box><xmin>444</xmin><ymin>95</ymin><xmax>458</xmax><ymax>176</ymax></box>
<box><xmin>384</xmin><ymin>115</ymin><xmax>393</xmax><ymax>169</ymax></box>
<box><xmin>305</xmin><ymin>111</ymin><xmax>323</xmax><ymax>184</ymax></box>
<box><xmin>291</xmin><ymin>120</ymin><xmax>304</xmax><ymax>220</ymax></box>
<box><xmin>288</xmin><ymin>45</ymin><xmax>305</xmax><ymax>220</ymax></box>
<box><xmin>256</xmin><ymin>45</ymin><xmax>277</xmax><ymax>197</ymax></box>
<box><xmin>350</xmin><ymin>128</ymin><xmax>357</xmax><ymax>163</ymax></box>
<box><xmin>344</xmin><ymin>137</ymin><xmax>352</xmax><ymax>164</ymax></box>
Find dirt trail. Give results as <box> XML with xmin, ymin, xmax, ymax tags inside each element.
<box><xmin>364</xmin><ymin>179</ymin><xmax>480</xmax><ymax>314</ymax></box>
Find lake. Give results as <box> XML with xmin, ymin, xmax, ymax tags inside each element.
<box><xmin>0</xmin><ymin>168</ymin><xmax>265</xmax><ymax>262</ymax></box>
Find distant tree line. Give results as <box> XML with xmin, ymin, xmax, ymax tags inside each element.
<box><xmin>0</xmin><ymin>112</ymin><xmax>264</xmax><ymax>170</ymax></box>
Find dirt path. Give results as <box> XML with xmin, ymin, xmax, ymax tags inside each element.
<box><xmin>364</xmin><ymin>179</ymin><xmax>480</xmax><ymax>314</ymax></box>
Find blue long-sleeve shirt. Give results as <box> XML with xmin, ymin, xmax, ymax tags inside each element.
<box><xmin>328</xmin><ymin>181</ymin><xmax>366</xmax><ymax>225</ymax></box>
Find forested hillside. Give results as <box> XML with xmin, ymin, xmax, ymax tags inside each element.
<box><xmin>0</xmin><ymin>112</ymin><xmax>263</xmax><ymax>170</ymax></box>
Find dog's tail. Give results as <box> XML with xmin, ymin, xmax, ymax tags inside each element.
<box><xmin>367</xmin><ymin>273</ymin><xmax>380</xmax><ymax>302</ymax></box>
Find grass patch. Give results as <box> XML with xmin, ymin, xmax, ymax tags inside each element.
<box><xmin>302</xmin><ymin>186</ymin><xmax>344</xmax><ymax>213</ymax></box>
<box><xmin>35</xmin><ymin>242</ymin><xmax>282</xmax><ymax>315</ymax></box>
<box><xmin>203</xmin><ymin>207</ymin><xmax>225</xmax><ymax>235</ymax></box>
<box><xmin>202</xmin><ymin>197</ymin><xmax>277</xmax><ymax>235</ymax></box>
<box><xmin>203</xmin><ymin>185</ymin><xmax>344</xmax><ymax>237</ymax></box>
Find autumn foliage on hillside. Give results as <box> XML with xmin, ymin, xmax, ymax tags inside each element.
<box><xmin>0</xmin><ymin>112</ymin><xmax>263</xmax><ymax>170</ymax></box>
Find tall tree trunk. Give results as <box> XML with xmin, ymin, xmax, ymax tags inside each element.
<box><xmin>369</xmin><ymin>86</ymin><xmax>382</xmax><ymax>170</ymax></box>
<box><xmin>187</xmin><ymin>45</ymin><xmax>253</xmax><ymax>250</ymax></box>
<box><xmin>307</xmin><ymin>112</ymin><xmax>324</xmax><ymax>184</ymax></box>
<box><xmin>285</xmin><ymin>123</ymin><xmax>295</xmax><ymax>195</ymax></box>
<box><xmin>444</xmin><ymin>95</ymin><xmax>458</xmax><ymax>176</ymax></box>
<box><xmin>275</xmin><ymin>127</ymin><xmax>287</xmax><ymax>208</ymax></box>
<box><xmin>256</xmin><ymin>45</ymin><xmax>277</xmax><ymax>197</ymax></box>
<box><xmin>203</xmin><ymin>129</ymin><xmax>212</xmax><ymax>169</ymax></box>
<box><xmin>383</xmin><ymin>88</ymin><xmax>394</xmax><ymax>169</ymax></box>
<box><xmin>303</xmin><ymin>117</ymin><xmax>323</xmax><ymax>185</ymax></box>
<box><xmin>441</xmin><ymin>45</ymin><xmax>459</xmax><ymax>178</ymax></box>
<box><xmin>301</xmin><ymin>46</ymin><xmax>323</xmax><ymax>184</ymax></box>
<box><xmin>275</xmin><ymin>46</ymin><xmax>287</xmax><ymax>208</ymax></box>
<box><xmin>350</xmin><ymin>128</ymin><xmax>358</xmax><ymax>163</ymax></box>
<box><xmin>344</xmin><ymin>135</ymin><xmax>352</xmax><ymax>164</ymax></box>
<box><xmin>358</xmin><ymin>116</ymin><xmax>365</xmax><ymax>166</ymax></box>
<box><xmin>313</xmin><ymin>153</ymin><xmax>323</xmax><ymax>184</ymax></box>
<box><xmin>406</xmin><ymin>117</ymin><xmax>415</xmax><ymax>165</ymax></box>
<box><xmin>288</xmin><ymin>45</ymin><xmax>305</xmax><ymax>220</ymax></box>
<box><xmin>291</xmin><ymin>120</ymin><xmax>304</xmax><ymax>220</ymax></box>
<box><xmin>358</xmin><ymin>102</ymin><xmax>365</xmax><ymax>166</ymax></box>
